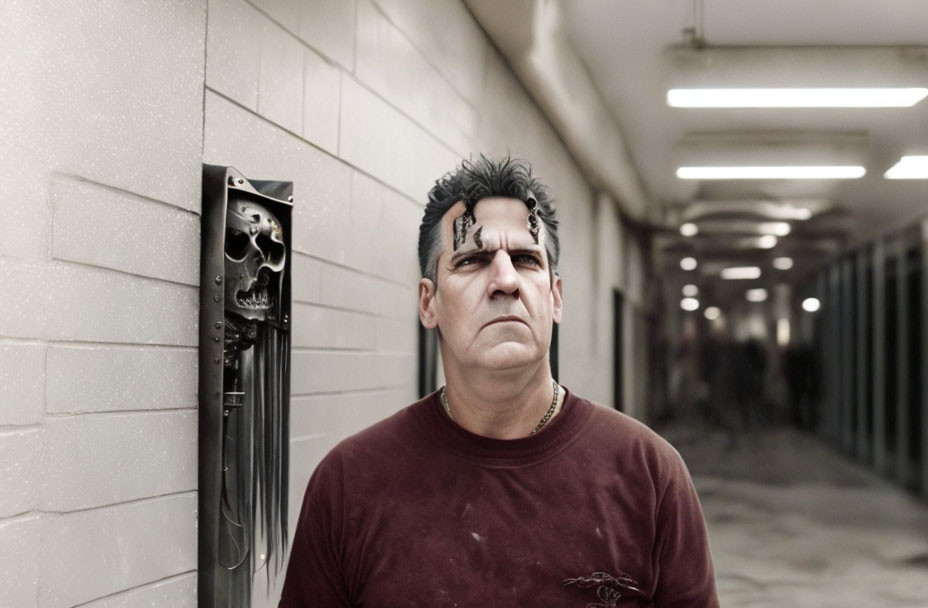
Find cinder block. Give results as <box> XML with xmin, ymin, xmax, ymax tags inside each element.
<box><xmin>302</xmin><ymin>48</ymin><xmax>340</xmax><ymax>155</ymax></box>
<box><xmin>0</xmin><ymin>178</ymin><xmax>50</xmax><ymax>260</ymax></box>
<box><xmin>297</xmin><ymin>0</ymin><xmax>356</xmax><ymax>69</ymax></box>
<box><xmin>206</xmin><ymin>0</ymin><xmax>263</xmax><ymax>111</ymax></box>
<box><xmin>355</xmin><ymin>0</ymin><xmax>476</xmax><ymax>154</ymax></box>
<box><xmin>290</xmin><ymin>388</ymin><xmax>409</xmax><ymax>440</ymax></box>
<box><xmin>78</xmin><ymin>572</ymin><xmax>196</xmax><ymax>608</ymax></box>
<box><xmin>259</xmin><ymin>19</ymin><xmax>304</xmax><ymax>135</ymax></box>
<box><xmin>40</xmin><ymin>411</ymin><xmax>197</xmax><ymax>512</ymax></box>
<box><xmin>339</xmin><ymin>77</ymin><xmax>460</xmax><ymax>202</ymax></box>
<box><xmin>39</xmin><ymin>493</ymin><xmax>196</xmax><ymax>607</ymax></box>
<box><xmin>0</xmin><ymin>514</ymin><xmax>40</xmax><ymax>608</ymax></box>
<box><xmin>368</xmin><ymin>189</ymin><xmax>422</xmax><ymax>286</ymax></box>
<box><xmin>250</xmin><ymin>0</ymin><xmax>300</xmax><ymax>33</ymax></box>
<box><xmin>0</xmin><ymin>428</ymin><xmax>42</xmax><ymax>518</ymax></box>
<box><xmin>46</xmin><ymin>345</ymin><xmax>197</xmax><ymax>414</ymax></box>
<box><xmin>0</xmin><ymin>259</ymin><xmax>198</xmax><ymax>346</ymax></box>
<box><xmin>0</xmin><ymin>341</ymin><xmax>45</xmax><ymax>426</ymax></box>
<box><xmin>0</xmin><ymin>0</ymin><xmax>204</xmax><ymax>211</ymax></box>
<box><xmin>290</xmin><ymin>351</ymin><xmax>414</xmax><ymax>394</ymax></box>
<box><xmin>291</xmin><ymin>253</ymin><xmax>323</xmax><ymax>304</ymax></box>
<box><xmin>290</xmin><ymin>303</ymin><xmax>376</xmax><ymax>350</ymax></box>
<box><xmin>375</xmin><ymin>316</ymin><xmax>416</xmax><ymax>353</ymax></box>
<box><xmin>371</xmin><ymin>0</ymin><xmax>487</xmax><ymax>103</ymax></box>
<box><xmin>51</xmin><ymin>176</ymin><xmax>200</xmax><ymax>286</ymax></box>
<box><xmin>203</xmin><ymin>91</ymin><xmax>354</xmax><ymax>264</ymax></box>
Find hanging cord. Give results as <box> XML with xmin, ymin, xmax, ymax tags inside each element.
<box><xmin>683</xmin><ymin>0</ymin><xmax>706</xmax><ymax>48</ymax></box>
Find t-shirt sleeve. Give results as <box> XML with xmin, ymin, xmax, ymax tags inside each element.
<box><xmin>651</xmin><ymin>449</ymin><xmax>720</xmax><ymax>608</ymax></box>
<box><xmin>279</xmin><ymin>455</ymin><xmax>353</xmax><ymax>607</ymax></box>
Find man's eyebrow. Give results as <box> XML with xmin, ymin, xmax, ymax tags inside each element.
<box><xmin>449</xmin><ymin>246</ymin><xmax>544</xmax><ymax>264</ymax></box>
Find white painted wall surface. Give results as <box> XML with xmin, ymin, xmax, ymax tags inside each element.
<box><xmin>0</xmin><ymin>0</ymin><xmax>650</xmax><ymax>604</ymax></box>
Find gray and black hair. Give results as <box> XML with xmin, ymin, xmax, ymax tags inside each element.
<box><xmin>417</xmin><ymin>156</ymin><xmax>560</xmax><ymax>283</ymax></box>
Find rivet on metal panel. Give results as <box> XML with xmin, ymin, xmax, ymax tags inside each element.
<box><xmin>213</xmin><ymin>336</ymin><xmax>220</xmax><ymax>343</ymax></box>
<box><xmin>213</xmin><ymin>357</ymin><xmax>221</xmax><ymax>364</ymax></box>
<box><xmin>215</xmin><ymin>275</ymin><xmax>222</xmax><ymax>285</ymax></box>
<box><xmin>287</xmin><ymin>195</ymin><xmax>293</xmax><ymax>202</ymax></box>
<box><xmin>213</xmin><ymin>295</ymin><xmax>221</xmax><ymax>302</ymax></box>
<box><xmin>215</xmin><ymin>321</ymin><xmax>223</xmax><ymax>329</ymax></box>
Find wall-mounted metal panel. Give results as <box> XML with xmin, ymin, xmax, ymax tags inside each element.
<box><xmin>199</xmin><ymin>165</ymin><xmax>293</xmax><ymax>607</ymax></box>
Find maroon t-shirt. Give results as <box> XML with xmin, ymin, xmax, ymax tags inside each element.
<box><xmin>280</xmin><ymin>388</ymin><xmax>718</xmax><ymax>607</ymax></box>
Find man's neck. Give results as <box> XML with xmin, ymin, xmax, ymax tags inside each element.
<box><xmin>440</xmin><ymin>361</ymin><xmax>562</xmax><ymax>440</ymax></box>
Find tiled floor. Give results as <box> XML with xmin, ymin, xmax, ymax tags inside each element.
<box><xmin>661</xmin><ymin>425</ymin><xmax>928</xmax><ymax>607</ymax></box>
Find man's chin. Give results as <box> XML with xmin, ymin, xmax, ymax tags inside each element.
<box><xmin>471</xmin><ymin>342</ymin><xmax>545</xmax><ymax>371</ymax></box>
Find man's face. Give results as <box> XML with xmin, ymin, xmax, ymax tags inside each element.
<box><xmin>418</xmin><ymin>197</ymin><xmax>563</xmax><ymax>373</ymax></box>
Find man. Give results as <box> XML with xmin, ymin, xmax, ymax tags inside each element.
<box><xmin>280</xmin><ymin>157</ymin><xmax>719</xmax><ymax>606</ymax></box>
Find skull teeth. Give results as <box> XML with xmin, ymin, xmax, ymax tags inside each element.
<box><xmin>237</xmin><ymin>288</ymin><xmax>271</xmax><ymax>309</ymax></box>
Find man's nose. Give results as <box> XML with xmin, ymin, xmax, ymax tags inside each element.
<box><xmin>487</xmin><ymin>251</ymin><xmax>519</xmax><ymax>298</ymax></box>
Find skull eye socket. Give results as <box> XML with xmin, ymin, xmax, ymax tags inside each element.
<box><xmin>225</xmin><ymin>228</ymin><xmax>251</xmax><ymax>261</ymax></box>
<box><xmin>256</xmin><ymin>233</ymin><xmax>286</xmax><ymax>265</ymax></box>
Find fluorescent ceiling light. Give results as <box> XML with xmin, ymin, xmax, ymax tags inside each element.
<box><xmin>668</xmin><ymin>88</ymin><xmax>928</xmax><ymax>108</ymax></box>
<box><xmin>760</xmin><ymin>222</ymin><xmax>791</xmax><ymax>237</ymax></box>
<box><xmin>682</xmin><ymin>284</ymin><xmax>699</xmax><ymax>297</ymax></box>
<box><xmin>802</xmin><ymin>297</ymin><xmax>821</xmax><ymax>312</ymax></box>
<box><xmin>680</xmin><ymin>222</ymin><xmax>699</xmax><ymax>237</ymax></box>
<box><xmin>757</xmin><ymin>235</ymin><xmax>778</xmax><ymax>249</ymax></box>
<box><xmin>677</xmin><ymin>166</ymin><xmax>865</xmax><ymax>179</ymax></box>
<box><xmin>680</xmin><ymin>257</ymin><xmax>698</xmax><ymax>271</ymax></box>
<box><xmin>773</xmin><ymin>257</ymin><xmax>794</xmax><ymax>270</ymax></box>
<box><xmin>721</xmin><ymin>266</ymin><xmax>761</xmax><ymax>280</ymax></box>
<box><xmin>683</xmin><ymin>200</ymin><xmax>817</xmax><ymax>221</ymax></box>
<box><xmin>681</xmin><ymin>297</ymin><xmax>700</xmax><ymax>311</ymax></box>
<box><xmin>704</xmin><ymin>306</ymin><xmax>721</xmax><ymax>320</ymax></box>
<box><xmin>746</xmin><ymin>288</ymin><xmax>768</xmax><ymax>302</ymax></box>
<box><xmin>884</xmin><ymin>155</ymin><xmax>928</xmax><ymax>179</ymax></box>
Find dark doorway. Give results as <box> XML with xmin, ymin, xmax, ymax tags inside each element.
<box><xmin>614</xmin><ymin>289</ymin><xmax>625</xmax><ymax>411</ymax></box>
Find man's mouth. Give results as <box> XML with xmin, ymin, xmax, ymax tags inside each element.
<box><xmin>483</xmin><ymin>315</ymin><xmax>526</xmax><ymax>328</ymax></box>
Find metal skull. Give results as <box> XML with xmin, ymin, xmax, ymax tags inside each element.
<box><xmin>224</xmin><ymin>201</ymin><xmax>286</xmax><ymax>321</ymax></box>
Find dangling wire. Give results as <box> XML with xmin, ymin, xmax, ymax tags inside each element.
<box><xmin>683</xmin><ymin>0</ymin><xmax>706</xmax><ymax>48</ymax></box>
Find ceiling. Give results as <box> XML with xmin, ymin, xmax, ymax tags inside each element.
<box><xmin>558</xmin><ymin>0</ymin><xmax>928</xmax><ymax>281</ymax></box>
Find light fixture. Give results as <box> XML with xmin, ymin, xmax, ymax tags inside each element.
<box><xmin>680</xmin><ymin>222</ymin><xmax>699</xmax><ymax>237</ymax></box>
<box><xmin>682</xmin><ymin>284</ymin><xmax>699</xmax><ymax>297</ymax></box>
<box><xmin>681</xmin><ymin>297</ymin><xmax>700</xmax><ymax>311</ymax></box>
<box><xmin>884</xmin><ymin>155</ymin><xmax>928</xmax><ymax>179</ymax></box>
<box><xmin>704</xmin><ymin>306</ymin><xmax>721</xmax><ymax>320</ymax></box>
<box><xmin>680</xmin><ymin>257</ymin><xmax>698</xmax><ymax>271</ymax></box>
<box><xmin>677</xmin><ymin>166</ymin><xmax>865</xmax><ymax>180</ymax></box>
<box><xmin>682</xmin><ymin>199</ymin><xmax>817</xmax><ymax>221</ymax></box>
<box><xmin>721</xmin><ymin>266</ymin><xmax>761</xmax><ymax>280</ymax></box>
<box><xmin>760</xmin><ymin>222</ymin><xmax>791</xmax><ymax>237</ymax></box>
<box><xmin>674</xmin><ymin>133</ymin><xmax>868</xmax><ymax>181</ymax></box>
<box><xmin>757</xmin><ymin>235</ymin><xmax>778</xmax><ymax>249</ymax></box>
<box><xmin>668</xmin><ymin>88</ymin><xmax>928</xmax><ymax>108</ymax></box>
<box><xmin>773</xmin><ymin>257</ymin><xmax>794</xmax><ymax>270</ymax></box>
<box><xmin>802</xmin><ymin>297</ymin><xmax>821</xmax><ymax>312</ymax></box>
<box><xmin>746</xmin><ymin>288</ymin><xmax>768</xmax><ymax>302</ymax></box>
<box><xmin>777</xmin><ymin>319</ymin><xmax>791</xmax><ymax>346</ymax></box>
<box><xmin>665</xmin><ymin>47</ymin><xmax>928</xmax><ymax>108</ymax></box>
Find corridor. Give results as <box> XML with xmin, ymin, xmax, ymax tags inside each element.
<box><xmin>664</xmin><ymin>424</ymin><xmax>928</xmax><ymax>607</ymax></box>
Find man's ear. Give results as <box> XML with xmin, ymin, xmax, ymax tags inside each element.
<box><xmin>551</xmin><ymin>275</ymin><xmax>563</xmax><ymax>324</ymax></box>
<box><xmin>418</xmin><ymin>278</ymin><xmax>439</xmax><ymax>329</ymax></box>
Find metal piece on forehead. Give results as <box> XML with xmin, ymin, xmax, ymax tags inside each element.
<box><xmin>452</xmin><ymin>209</ymin><xmax>475</xmax><ymax>251</ymax></box>
<box><xmin>473</xmin><ymin>225</ymin><xmax>483</xmax><ymax>249</ymax></box>
<box><xmin>524</xmin><ymin>190</ymin><xmax>540</xmax><ymax>244</ymax></box>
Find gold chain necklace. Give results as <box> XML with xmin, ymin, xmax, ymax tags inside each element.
<box><xmin>440</xmin><ymin>380</ymin><xmax>560</xmax><ymax>435</ymax></box>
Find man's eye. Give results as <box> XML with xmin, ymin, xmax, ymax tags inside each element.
<box><xmin>513</xmin><ymin>254</ymin><xmax>541</xmax><ymax>266</ymax></box>
<box><xmin>455</xmin><ymin>257</ymin><xmax>480</xmax><ymax>268</ymax></box>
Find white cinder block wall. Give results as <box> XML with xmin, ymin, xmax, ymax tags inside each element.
<box><xmin>0</xmin><ymin>0</ymin><xmax>651</xmax><ymax>605</ymax></box>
